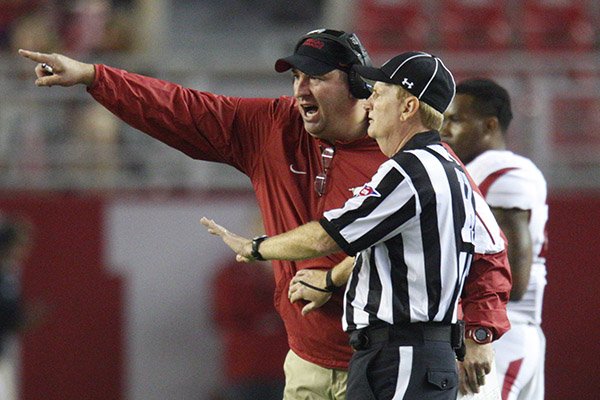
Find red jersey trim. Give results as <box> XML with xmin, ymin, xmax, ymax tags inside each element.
<box><xmin>478</xmin><ymin>167</ymin><xmax>518</xmax><ymax>198</ymax></box>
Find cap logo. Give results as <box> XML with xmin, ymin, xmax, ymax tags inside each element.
<box><xmin>402</xmin><ymin>78</ymin><xmax>414</xmax><ymax>89</ymax></box>
<box><xmin>302</xmin><ymin>38</ymin><xmax>325</xmax><ymax>50</ymax></box>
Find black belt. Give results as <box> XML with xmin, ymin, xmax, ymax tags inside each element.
<box><xmin>349</xmin><ymin>323</ymin><xmax>456</xmax><ymax>351</ymax></box>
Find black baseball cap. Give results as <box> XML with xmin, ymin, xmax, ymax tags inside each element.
<box><xmin>275</xmin><ymin>29</ymin><xmax>361</xmax><ymax>76</ymax></box>
<box><xmin>353</xmin><ymin>51</ymin><xmax>456</xmax><ymax>113</ymax></box>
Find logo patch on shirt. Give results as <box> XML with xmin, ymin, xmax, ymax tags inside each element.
<box><xmin>353</xmin><ymin>185</ymin><xmax>381</xmax><ymax>198</ymax></box>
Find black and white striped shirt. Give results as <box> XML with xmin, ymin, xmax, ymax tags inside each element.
<box><xmin>320</xmin><ymin>131</ymin><xmax>476</xmax><ymax>332</ymax></box>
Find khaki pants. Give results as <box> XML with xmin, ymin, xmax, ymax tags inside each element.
<box><xmin>283</xmin><ymin>349</ymin><xmax>348</xmax><ymax>400</ymax></box>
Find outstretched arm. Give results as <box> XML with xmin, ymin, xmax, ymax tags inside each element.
<box><xmin>200</xmin><ymin>217</ymin><xmax>341</xmax><ymax>261</ymax></box>
<box><xmin>201</xmin><ymin>217</ymin><xmax>354</xmax><ymax>316</ymax></box>
<box><xmin>18</xmin><ymin>49</ymin><xmax>96</xmax><ymax>87</ymax></box>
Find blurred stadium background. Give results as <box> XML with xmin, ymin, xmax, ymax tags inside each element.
<box><xmin>0</xmin><ymin>0</ymin><xmax>599</xmax><ymax>399</ymax></box>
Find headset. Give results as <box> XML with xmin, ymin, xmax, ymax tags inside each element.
<box><xmin>295</xmin><ymin>29</ymin><xmax>373</xmax><ymax>99</ymax></box>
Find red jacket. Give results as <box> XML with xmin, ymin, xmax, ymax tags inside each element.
<box><xmin>88</xmin><ymin>65</ymin><xmax>511</xmax><ymax>369</ymax></box>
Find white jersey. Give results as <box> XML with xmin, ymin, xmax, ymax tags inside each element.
<box><xmin>467</xmin><ymin>150</ymin><xmax>548</xmax><ymax>325</ymax></box>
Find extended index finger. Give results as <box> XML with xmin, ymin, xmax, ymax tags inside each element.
<box><xmin>18</xmin><ymin>49</ymin><xmax>53</xmax><ymax>64</ymax></box>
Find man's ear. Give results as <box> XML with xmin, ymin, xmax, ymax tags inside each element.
<box><xmin>484</xmin><ymin>116</ymin><xmax>500</xmax><ymax>133</ymax></box>
<box><xmin>400</xmin><ymin>96</ymin><xmax>420</xmax><ymax>121</ymax></box>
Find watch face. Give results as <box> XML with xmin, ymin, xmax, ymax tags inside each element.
<box><xmin>474</xmin><ymin>328</ymin><xmax>491</xmax><ymax>342</ymax></box>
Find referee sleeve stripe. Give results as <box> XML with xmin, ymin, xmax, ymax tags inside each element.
<box><xmin>322</xmin><ymin>167</ymin><xmax>415</xmax><ymax>255</ymax></box>
<box><xmin>319</xmin><ymin>218</ymin><xmax>354</xmax><ymax>255</ymax></box>
<box><xmin>329</xmin><ymin>167</ymin><xmax>405</xmax><ymax>230</ymax></box>
<box><xmin>350</xmin><ymin>196</ymin><xmax>416</xmax><ymax>254</ymax></box>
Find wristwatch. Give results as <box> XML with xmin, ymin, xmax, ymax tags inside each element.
<box><xmin>251</xmin><ymin>235</ymin><xmax>269</xmax><ymax>261</ymax></box>
<box><xmin>466</xmin><ymin>327</ymin><xmax>493</xmax><ymax>344</ymax></box>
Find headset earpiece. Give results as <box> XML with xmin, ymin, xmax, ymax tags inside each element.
<box><xmin>337</xmin><ymin>31</ymin><xmax>373</xmax><ymax>99</ymax></box>
<box><xmin>348</xmin><ymin>69</ymin><xmax>372</xmax><ymax>99</ymax></box>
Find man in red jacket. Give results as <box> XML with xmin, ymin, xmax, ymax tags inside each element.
<box><xmin>19</xmin><ymin>29</ymin><xmax>510</xmax><ymax>399</ymax></box>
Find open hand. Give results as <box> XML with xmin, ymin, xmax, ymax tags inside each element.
<box><xmin>200</xmin><ymin>217</ymin><xmax>253</xmax><ymax>262</ymax></box>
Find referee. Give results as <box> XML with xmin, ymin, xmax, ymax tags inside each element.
<box><xmin>202</xmin><ymin>51</ymin><xmax>475</xmax><ymax>399</ymax></box>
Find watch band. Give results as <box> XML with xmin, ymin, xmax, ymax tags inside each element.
<box><xmin>251</xmin><ymin>235</ymin><xmax>268</xmax><ymax>261</ymax></box>
<box><xmin>324</xmin><ymin>269</ymin><xmax>337</xmax><ymax>292</ymax></box>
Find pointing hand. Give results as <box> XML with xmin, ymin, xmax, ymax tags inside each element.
<box><xmin>18</xmin><ymin>49</ymin><xmax>96</xmax><ymax>87</ymax></box>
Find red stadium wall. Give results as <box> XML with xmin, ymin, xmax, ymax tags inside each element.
<box><xmin>0</xmin><ymin>191</ymin><xmax>598</xmax><ymax>399</ymax></box>
<box><xmin>543</xmin><ymin>192</ymin><xmax>600</xmax><ymax>400</ymax></box>
<box><xmin>0</xmin><ymin>193</ymin><xmax>123</xmax><ymax>400</ymax></box>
